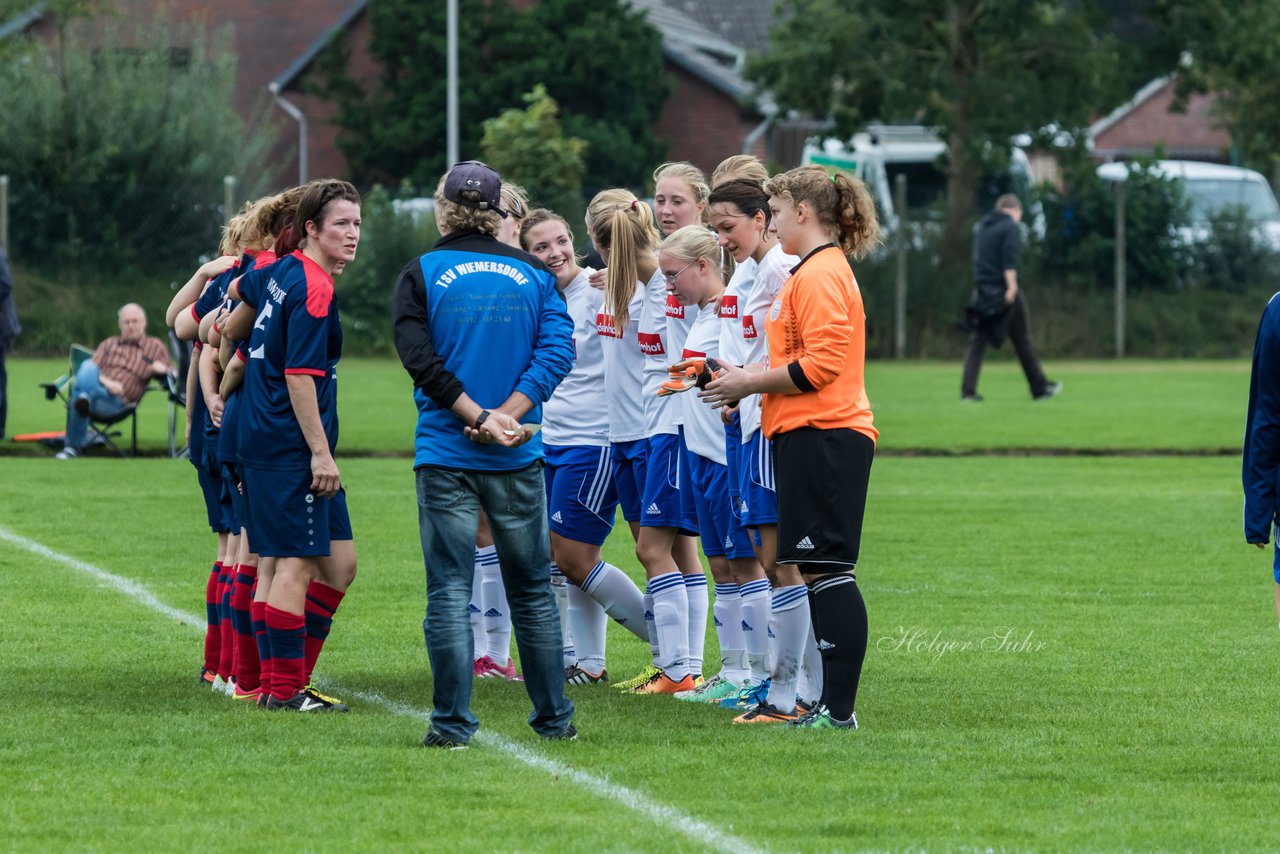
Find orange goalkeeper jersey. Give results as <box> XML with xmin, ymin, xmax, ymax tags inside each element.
<box><xmin>761</xmin><ymin>244</ymin><xmax>877</xmax><ymax>444</ymax></box>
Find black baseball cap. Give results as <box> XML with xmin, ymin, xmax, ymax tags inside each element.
<box><xmin>443</xmin><ymin>160</ymin><xmax>508</xmax><ymax>218</ymax></box>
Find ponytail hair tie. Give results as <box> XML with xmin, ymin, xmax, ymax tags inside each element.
<box><xmin>630</xmin><ymin>199</ymin><xmax>638</xmax><ymax>210</ymax></box>
<box><xmin>831</xmin><ymin>175</ymin><xmax>838</xmax><ymax>184</ymax></box>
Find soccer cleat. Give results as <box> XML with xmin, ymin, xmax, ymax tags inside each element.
<box><xmin>211</xmin><ymin>675</ymin><xmax>235</xmax><ymax>696</ymax></box>
<box><xmin>789</xmin><ymin>703</ymin><xmax>858</xmax><ymax>730</ymax></box>
<box><xmin>675</xmin><ymin>673</ymin><xmax>741</xmax><ymax>703</ymax></box>
<box><xmin>565</xmin><ymin>665</ymin><xmax>609</xmax><ymax>685</ymax></box>
<box><xmin>421</xmin><ymin>728</ymin><xmax>469</xmax><ymax>750</ymax></box>
<box><xmin>265</xmin><ymin>690</ymin><xmax>349</xmax><ymax>713</ymax></box>
<box><xmin>304</xmin><ymin>683</ymin><xmax>347</xmax><ymax>710</ymax></box>
<box><xmin>232</xmin><ymin>684</ymin><xmax>261</xmax><ymax>703</ymax></box>
<box><xmin>733</xmin><ymin>700</ymin><xmax>802</xmax><ymax>724</ymax></box>
<box><xmin>718</xmin><ymin>679</ymin><xmax>771</xmax><ymax>710</ymax></box>
<box><xmin>199</xmin><ymin>667</ymin><xmax>216</xmax><ymax>687</ymax></box>
<box><xmin>630</xmin><ymin>672</ymin><xmax>697</xmax><ymax>695</ymax></box>
<box><xmin>612</xmin><ymin>664</ymin><xmax>662</xmax><ymax>690</ymax></box>
<box><xmin>256</xmin><ymin>691</ymin><xmax>270</xmax><ymax>709</ymax></box>
<box><xmin>542</xmin><ymin>723</ymin><xmax>578</xmax><ymax>741</ymax></box>
<box><xmin>474</xmin><ymin>656</ymin><xmax>524</xmax><ymax>681</ymax></box>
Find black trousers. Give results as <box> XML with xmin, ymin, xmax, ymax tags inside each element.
<box><xmin>961</xmin><ymin>290</ymin><xmax>1048</xmax><ymax>397</ymax></box>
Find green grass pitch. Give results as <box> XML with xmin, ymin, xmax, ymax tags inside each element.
<box><xmin>1</xmin><ymin>357</ymin><xmax>1276</xmax><ymax>851</ymax></box>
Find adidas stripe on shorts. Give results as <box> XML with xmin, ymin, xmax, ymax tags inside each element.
<box><xmin>773</xmin><ymin>426</ymin><xmax>874</xmax><ymax>571</ymax></box>
<box><xmin>544</xmin><ymin>444</ymin><xmax>618</xmax><ymax>547</ymax></box>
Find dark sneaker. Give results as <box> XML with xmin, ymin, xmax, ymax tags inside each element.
<box><xmin>54</xmin><ymin>447</ymin><xmax>79</xmax><ymax>460</ymax></box>
<box><xmin>960</xmin><ymin>393</ymin><xmax>984</xmax><ymax>403</ymax></box>
<box><xmin>1034</xmin><ymin>380</ymin><xmax>1063</xmax><ymax>400</ymax></box>
<box><xmin>421</xmin><ymin>728</ymin><xmax>469</xmax><ymax>750</ymax></box>
<box><xmin>543</xmin><ymin>723</ymin><xmax>578</xmax><ymax>741</ymax></box>
<box><xmin>265</xmin><ymin>690</ymin><xmax>348</xmax><ymax>713</ymax></box>
<box><xmin>789</xmin><ymin>702</ymin><xmax>858</xmax><ymax>730</ymax></box>
<box><xmin>565</xmin><ymin>664</ymin><xmax>608</xmax><ymax>685</ymax></box>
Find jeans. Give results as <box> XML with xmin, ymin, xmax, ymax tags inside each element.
<box><xmin>65</xmin><ymin>361</ymin><xmax>129</xmax><ymax>451</ymax></box>
<box><xmin>415</xmin><ymin>461</ymin><xmax>573</xmax><ymax>742</ymax></box>
<box><xmin>961</xmin><ymin>290</ymin><xmax>1049</xmax><ymax>398</ymax></box>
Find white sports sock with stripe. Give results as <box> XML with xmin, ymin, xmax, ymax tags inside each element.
<box><xmin>682</xmin><ymin>573</ymin><xmax>709</xmax><ymax>677</ymax></box>
<box><xmin>567</xmin><ymin>582</ymin><xmax>607</xmax><ymax>673</ymax></box>
<box><xmin>713</xmin><ymin>583</ymin><xmax>748</xmax><ymax>685</ymax></box>
<box><xmin>581</xmin><ymin>561</ymin><xmax>647</xmax><ymax>640</ymax></box>
<box><xmin>643</xmin><ymin>593</ymin><xmax>659</xmax><ymax>664</ymax></box>
<box><xmin>648</xmin><ymin>572</ymin><xmax>690</xmax><ymax>681</ymax></box>
<box><xmin>765</xmin><ymin>584</ymin><xmax>809</xmax><ymax>712</ymax></box>
<box><xmin>739</xmin><ymin>578</ymin><xmax>772</xmax><ymax>686</ymax></box>
<box><xmin>478</xmin><ymin>546</ymin><xmax>512</xmax><ymax>664</ymax></box>
<box><xmin>798</xmin><ymin>612</ymin><xmax>824</xmax><ymax>704</ymax></box>
<box><xmin>469</xmin><ymin>551</ymin><xmax>484</xmax><ymax>659</ymax></box>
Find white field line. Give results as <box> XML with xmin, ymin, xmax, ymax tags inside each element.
<box><xmin>0</xmin><ymin>525</ymin><xmax>771</xmax><ymax>854</ymax></box>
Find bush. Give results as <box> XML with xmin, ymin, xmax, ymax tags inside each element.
<box><xmin>1188</xmin><ymin>206</ymin><xmax>1280</xmax><ymax>293</ymax></box>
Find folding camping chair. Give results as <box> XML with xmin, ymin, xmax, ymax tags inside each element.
<box><xmin>40</xmin><ymin>343</ymin><xmax>177</xmax><ymax>457</ymax></box>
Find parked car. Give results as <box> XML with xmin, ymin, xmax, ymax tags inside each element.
<box><xmin>1096</xmin><ymin>159</ymin><xmax>1280</xmax><ymax>250</ymax></box>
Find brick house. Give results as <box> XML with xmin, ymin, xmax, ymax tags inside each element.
<box><xmin>1089</xmin><ymin>73</ymin><xmax>1233</xmax><ymax>164</ymax></box>
<box><xmin>3</xmin><ymin>0</ymin><xmax>777</xmax><ymax>187</ymax></box>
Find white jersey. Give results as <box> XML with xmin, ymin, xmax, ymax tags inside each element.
<box><xmin>638</xmin><ymin>268</ymin><xmax>679</xmax><ymax>437</ymax></box>
<box><xmin>739</xmin><ymin>244</ymin><xmax>798</xmax><ymax>441</ymax></box>
<box><xmin>680</xmin><ymin>301</ymin><xmax>727</xmax><ymax>465</ymax></box>
<box><xmin>664</xmin><ymin>290</ymin><xmax>695</xmax><ymax>430</ymax></box>
<box><xmin>597</xmin><ymin>275</ymin><xmax>648</xmax><ymax>443</ymax></box>
<box><xmin>543</xmin><ymin>268</ymin><xmax>610</xmax><ymax>447</ymax></box>
<box><xmin>717</xmin><ymin>256</ymin><xmax>758</xmax><ymax>367</ymax></box>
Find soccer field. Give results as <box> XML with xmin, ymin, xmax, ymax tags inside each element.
<box><xmin>2</xmin><ymin>448</ymin><xmax>1275</xmax><ymax>851</ymax></box>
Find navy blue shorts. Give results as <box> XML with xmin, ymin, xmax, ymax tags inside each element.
<box><xmin>221</xmin><ymin>461</ymin><xmax>246</xmax><ymax>540</ymax></box>
<box><xmin>641</xmin><ymin>433</ymin><xmax>694</xmax><ymax>533</ymax></box>
<box><xmin>611</xmin><ymin>439</ymin><xmax>647</xmax><ymax>523</ymax></box>
<box><xmin>241</xmin><ymin>466</ymin><xmax>352</xmax><ymax>558</ymax></box>
<box><xmin>194</xmin><ymin>460</ymin><xmax>231</xmax><ymax>535</ymax></box>
<box><xmin>544</xmin><ymin>444</ymin><xmax>618</xmax><ymax>547</ymax></box>
<box><xmin>686</xmin><ymin>451</ymin><xmax>755</xmax><ymax>559</ymax></box>
<box><xmin>738</xmin><ymin>429</ymin><xmax>778</xmax><ymax>528</ymax></box>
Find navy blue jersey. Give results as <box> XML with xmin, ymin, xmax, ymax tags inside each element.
<box><xmin>236</xmin><ymin>250</ymin><xmax>342</xmax><ymax>471</ymax></box>
<box><xmin>217</xmin><ymin>345</ymin><xmax>248</xmax><ymax>467</ymax></box>
<box><xmin>1244</xmin><ymin>292</ymin><xmax>1280</xmax><ymax>542</ymax></box>
<box><xmin>188</xmin><ymin>341</ymin><xmax>208</xmax><ymax>469</ymax></box>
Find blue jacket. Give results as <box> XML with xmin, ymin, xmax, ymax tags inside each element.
<box><xmin>392</xmin><ymin>230</ymin><xmax>574</xmax><ymax>472</ymax></box>
<box><xmin>1243</xmin><ymin>292</ymin><xmax>1280</xmax><ymax>543</ymax></box>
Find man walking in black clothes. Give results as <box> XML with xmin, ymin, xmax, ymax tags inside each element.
<box><xmin>960</xmin><ymin>194</ymin><xmax>1061</xmax><ymax>402</ymax></box>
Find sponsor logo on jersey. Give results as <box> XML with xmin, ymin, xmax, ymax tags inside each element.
<box><xmin>719</xmin><ymin>295</ymin><xmax>739</xmax><ymax>319</ymax></box>
<box><xmin>637</xmin><ymin>332</ymin><xmax>665</xmax><ymax>356</ymax></box>
<box><xmin>796</xmin><ymin>536</ymin><xmax>815</xmax><ymax>550</ymax></box>
<box><xmin>596</xmin><ymin>313</ymin><xmax>622</xmax><ymax>338</ymax></box>
<box><xmin>682</xmin><ymin>348</ymin><xmax>705</xmax><ymax>360</ymax></box>
<box><xmin>267</xmin><ymin>278</ymin><xmax>286</xmax><ymax>305</ymax></box>
<box><xmin>742</xmin><ymin>314</ymin><xmax>757</xmax><ymax>339</ymax></box>
<box><xmin>665</xmin><ymin>294</ymin><xmax>684</xmax><ymax>318</ymax></box>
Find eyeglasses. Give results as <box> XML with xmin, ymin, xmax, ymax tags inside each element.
<box><xmin>663</xmin><ymin>260</ymin><xmax>696</xmax><ymax>285</ymax></box>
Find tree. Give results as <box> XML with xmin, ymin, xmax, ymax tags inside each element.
<box><xmin>481</xmin><ymin>85</ymin><xmax>588</xmax><ymax>225</ymax></box>
<box><xmin>313</xmin><ymin>0</ymin><xmax>667</xmax><ymax>195</ymax></box>
<box><xmin>750</xmin><ymin>0</ymin><xmax>1118</xmax><ymax>274</ymax></box>
<box><xmin>0</xmin><ymin>8</ymin><xmax>276</xmax><ymax>274</ymax></box>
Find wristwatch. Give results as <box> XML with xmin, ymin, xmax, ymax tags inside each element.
<box><xmin>474</xmin><ymin>409</ymin><xmax>491</xmax><ymax>430</ymax></box>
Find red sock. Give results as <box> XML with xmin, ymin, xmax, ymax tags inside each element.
<box><xmin>203</xmin><ymin>562</ymin><xmax>222</xmax><ymax>674</ymax></box>
<box><xmin>217</xmin><ymin>564</ymin><xmax>238</xmax><ymax>680</ymax></box>
<box><xmin>265</xmin><ymin>605</ymin><xmax>306</xmax><ymax>700</ymax></box>
<box><xmin>251</xmin><ymin>600</ymin><xmax>271</xmax><ymax>698</ymax></box>
<box><xmin>231</xmin><ymin>565</ymin><xmax>260</xmax><ymax>691</ymax></box>
<box><xmin>303</xmin><ymin>581</ymin><xmax>346</xmax><ymax>682</ymax></box>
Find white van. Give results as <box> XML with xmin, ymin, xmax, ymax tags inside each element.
<box><xmin>1096</xmin><ymin>159</ymin><xmax>1280</xmax><ymax>249</ymax></box>
<box><xmin>801</xmin><ymin>123</ymin><xmax>1042</xmax><ymax>236</ymax></box>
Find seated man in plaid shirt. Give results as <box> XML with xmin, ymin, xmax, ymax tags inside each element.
<box><xmin>56</xmin><ymin>303</ymin><xmax>172</xmax><ymax>459</ymax></box>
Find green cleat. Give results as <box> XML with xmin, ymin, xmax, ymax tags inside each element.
<box><xmin>675</xmin><ymin>673</ymin><xmax>741</xmax><ymax>702</ymax></box>
<box><xmin>788</xmin><ymin>703</ymin><xmax>858</xmax><ymax>730</ymax></box>
<box><xmin>612</xmin><ymin>664</ymin><xmax>662</xmax><ymax>691</ymax></box>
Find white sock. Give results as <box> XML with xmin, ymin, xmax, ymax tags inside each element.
<box><xmin>479</xmin><ymin>546</ymin><xmax>512</xmax><ymax>664</ymax></box>
<box><xmin>648</xmin><ymin>572</ymin><xmax>690</xmax><ymax>681</ymax></box>
<box><xmin>567</xmin><ymin>582</ymin><xmax>607</xmax><ymax>672</ymax></box>
<box><xmin>469</xmin><ymin>553</ymin><xmax>484</xmax><ymax>659</ymax></box>
<box><xmin>713</xmin><ymin>582</ymin><xmax>748</xmax><ymax>685</ymax></box>
<box><xmin>682</xmin><ymin>573</ymin><xmax>708</xmax><ymax>677</ymax></box>
<box><xmin>550</xmin><ymin>563</ymin><xmax>575</xmax><ymax>668</ymax></box>
<box><xmin>764</xmin><ymin>584</ymin><xmax>809</xmax><ymax>712</ymax></box>
<box><xmin>739</xmin><ymin>578</ymin><xmax>772</xmax><ymax>686</ymax></box>
<box><xmin>643</xmin><ymin>593</ymin><xmax>659</xmax><ymax>664</ymax></box>
<box><xmin>798</xmin><ymin>609</ymin><xmax>824</xmax><ymax>704</ymax></box>
<box><xmin>582</xmin><ymin>561</ymin><xmax>647</xmax><ymax>640</ymax></box>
